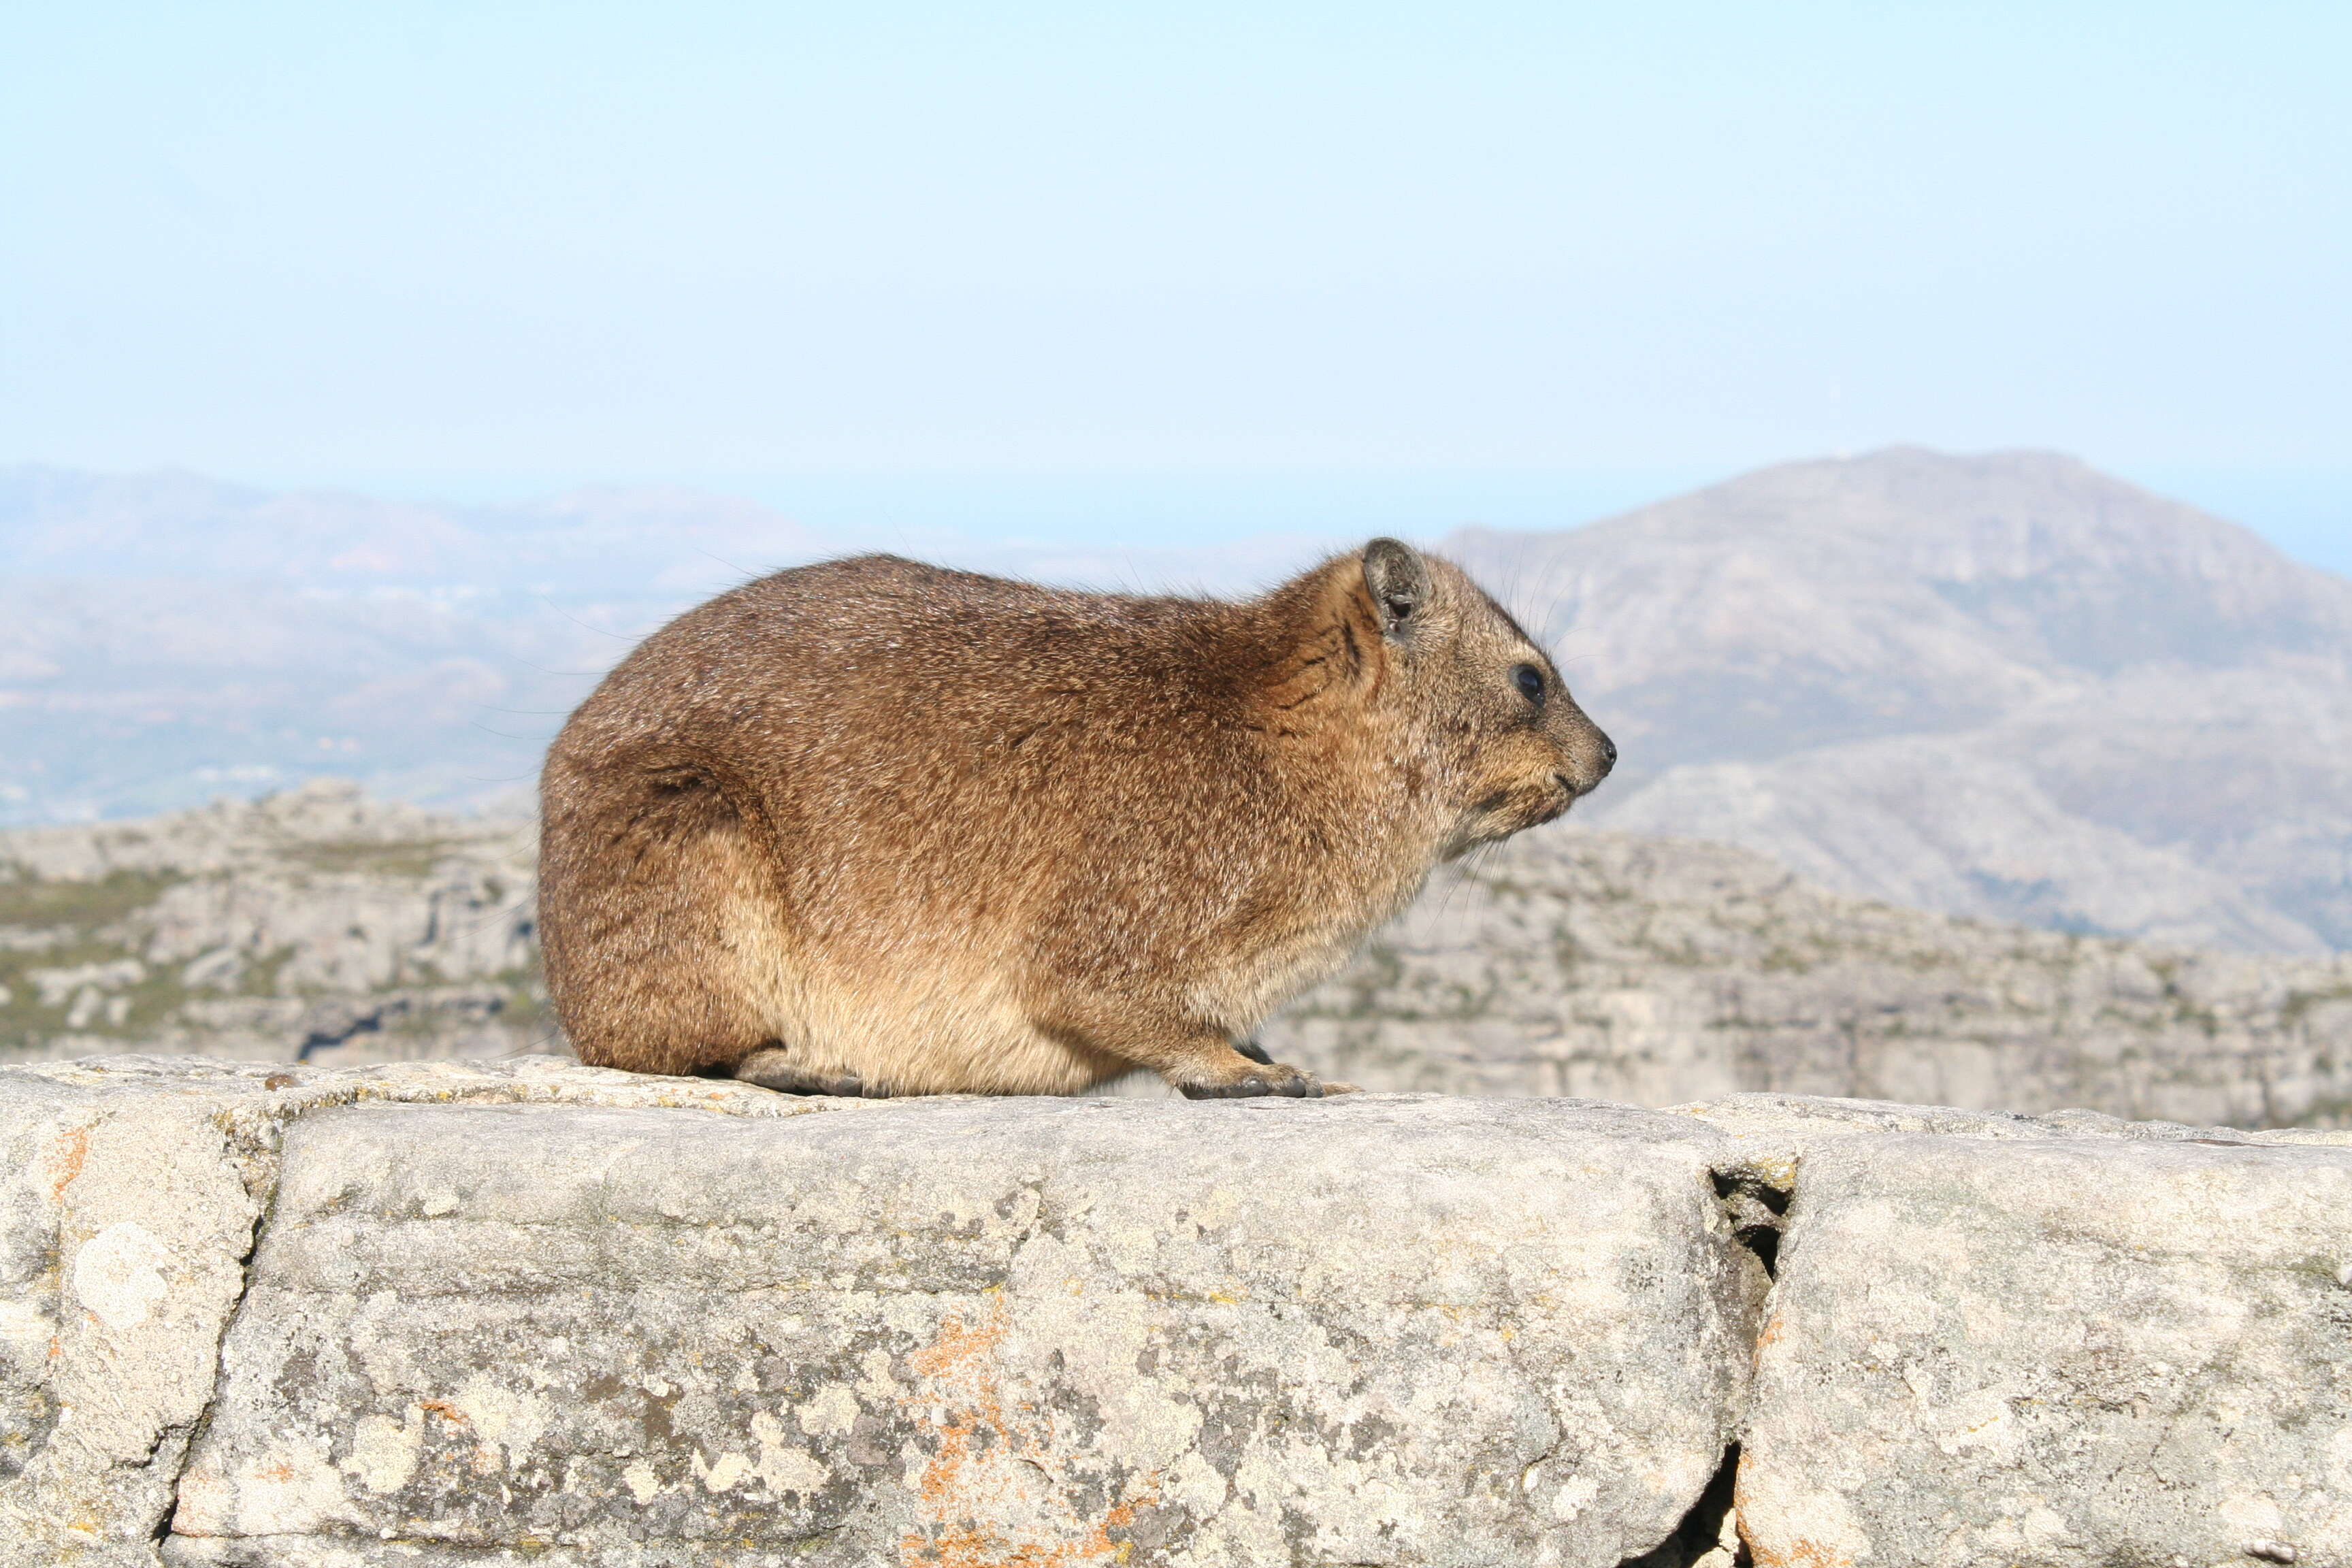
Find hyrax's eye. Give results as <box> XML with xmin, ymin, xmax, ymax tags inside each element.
<box><xmin>1512</xmin><ymin>664</ymin><xmax>1546</xmax><ymax>707</ymax></box>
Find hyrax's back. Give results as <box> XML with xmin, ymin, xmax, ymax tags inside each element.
<box><xmin>540</xmin><ymin>546</ymin><xmax>1614</xmax><ymax>1098</ymax></box>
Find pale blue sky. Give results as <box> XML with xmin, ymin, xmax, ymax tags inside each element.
<box><xmin>3</xmin><ymin>3</ymin><xmax>2347</xmax><ymax>560</ymax></box>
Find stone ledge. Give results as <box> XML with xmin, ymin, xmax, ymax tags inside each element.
<box><xmin>0</xmin><ymin>1056</ymin><xmax>2343</xmax><ymax>1567</ymax></box>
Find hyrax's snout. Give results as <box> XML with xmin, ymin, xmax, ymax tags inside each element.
<box><xmin>1581</xmin><ymin>725</ymin><xmax>1618</xmax><ymax>788</ymax></box>
<box><xmin>1552</xmin><ymin>704</ymin><xmax>1616</xmax><ymax>797</ymax></box>
<box><xmin>1507</xmin><ymin>708</ymin><xmax>1615</xmax><ymax>836</ymax></box>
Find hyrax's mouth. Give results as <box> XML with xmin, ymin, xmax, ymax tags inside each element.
<box><xmin>1535</xmin><ymin>773</ymin><xmax>1580</xmax><ymax>825</ymax></box>
<box><xmin>1467</xmin><ymin>778</ymin><xmax>1580</xmax><ymax>843</ymax></box>
<box><xmin>1446</xmin><ymin>792</ymin><xmax>1562</xmax><ymax>859</ymax></box>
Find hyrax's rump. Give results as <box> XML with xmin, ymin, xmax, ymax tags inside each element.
<box><xmin>538</xmin><ymin>540</ymin><xmax>1613</xmax><ymax>1098</ymax></box>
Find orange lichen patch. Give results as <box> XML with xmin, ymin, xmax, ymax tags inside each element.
<box><xmin>905</xmin><ymin>1502</ymin><xmax>1142</xmax><ymax>1568</ymax></box>
<box><xmin>896</xmin><ymin>1295</ymin><xmax>1156</xmax><ymax>1568</ymax></box>
<box><xmin>1746</xmin><ymin>1536</ymin><xmax>1851</xmax><ymax>1568</ymax></box>
<box><xmin>416</xmin><ymin>1401</ymin><xmax>470</xmax><ymax>1425</ymax></box>
<box><xmin>1754</xmin><ymin>1312</ymin><xmax>1785</xmax><ymax>1352</ymax></box>
<box><xmin>46</xmin><ymin>1124</ymin><xmax>92</xmax><ymax>1202</ymax></box>
<box><xmin>906</xmin><ymin>1295</ymin><xmax>1012</xmax><ymax>1382</ymax></box>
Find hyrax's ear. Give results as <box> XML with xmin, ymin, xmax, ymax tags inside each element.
<box><xmin>1361</xmin><ymin>538</ymin><xmax>1430</xmax><ymax>641</ymax></box>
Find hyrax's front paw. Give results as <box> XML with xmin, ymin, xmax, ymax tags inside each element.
<box><xmin>1176</xmin><ymin>1047</ymin><xmax>1354</xmax><ymax>1100</ymax></box>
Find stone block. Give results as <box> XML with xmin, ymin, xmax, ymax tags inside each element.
<box><xmin>0</xmin><ymin>1065</ymin><xmax>266</xmax><ymax>1565</ymax></box>
<box><xmin>1704</xmin><ymin>1097</ymin><xmax>2352</xmax><ymax>1567</ymax></box>
<box><xmin>0</xmin><ymin>1054</ymin><xmax>909</xmax><ymax>1567</ymax></box>
<box><xmin>10</xmin><ymin>1056</ymin><xmax>2347</xmax><ymax>1567</ymax></box>
<box><xmin>164</xmin><ymin>1095</ymin><xmax>1761</xmax><ymax>1568</ymax></box>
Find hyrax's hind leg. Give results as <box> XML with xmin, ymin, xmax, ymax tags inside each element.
<box><xmin>538</xmin><ymin>764</ymin><xmax>777</xmax><ymax>1079</ymax></box>
<box><xmin>734</xmin><ymin>1047</ymin><xmax>893</xmax><ymax>1099</ymax></box>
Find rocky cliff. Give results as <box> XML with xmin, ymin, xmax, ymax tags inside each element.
<box><xmin>0</xmin><ymin>782</ymin><xmax>542</xmax><ymax>1066</ymax></box>
<box><xmin>1264</xmin><ymin>826</ymin><xmax>2352</xmax><ymax>1128</ymax></box>
<box><xmin>2</xmin><ymin>1055</ymin><xmax>2345</xmax><ymax>1567</ymax></box>
<box><xmin>6</xmin><ymin>787</ymin><xmax>2349</xmax><ymax>1128</ymax></box>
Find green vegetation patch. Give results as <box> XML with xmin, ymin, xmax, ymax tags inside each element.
<box><xmin>0</xmin><ymin>868</ymin><xmax>185</xmax><ymax>932</ymax></box>
<box><xmin>0</xmin><ymin>935</ymin><xmax>167</xmax><ymax>1043</ymax></box>
<box><xmin>0</xmin><ymin>868</ymin><xmax>191</xmax><ymax>1045</ymax></box>
<box><xmin>495</xmin><ymin>970</ymin><xmax>551</xmax><ymax>1028</ymax></box>
<box><xmin>240</xmin><ymin>945</ymin><xmax>299</xmax><ymax>1000</ymax></box>
<box><xmin>282</xmin><ymin>838</ymin><xmax>463</xmax><ymax>879</ymax></box>
<box><xmin>2282</xmin><ymin>984</ymin><xmax>2352</xmax><ymax>1028</ymax></box>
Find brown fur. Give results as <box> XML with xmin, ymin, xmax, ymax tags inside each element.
<box><xmin>538</xmin><ymin>540</ymin><xmax>1614</xmax><ymax>1098</ymax></box>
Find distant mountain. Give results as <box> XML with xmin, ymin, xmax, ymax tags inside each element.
<box><xmin>0</xmin><ymin>466</ymin><xmax>817</xmax><ymax>595</ymax></box>
<box><xmin>0</xmin><ymin>468</ymin><xmax>828</xmax><ymax>826</ymax></box>
<box><xmin>1448</xmin><ymin>448</ymin><xmax>2352</xmax><ymax>952</ymax></box>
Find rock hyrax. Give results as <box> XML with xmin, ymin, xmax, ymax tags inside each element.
<box><xmin>538</xmin><ymin>540</ymin><xmax>1614</xmax><ymax>1098</ymax></box>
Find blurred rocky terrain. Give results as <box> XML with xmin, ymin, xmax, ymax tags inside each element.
<box><xmin>1263</xmin><ymin>828</ymin><xmax>2352</xmax><ymax>1129</ymax></box>
<box><xmin>5</xmin><ymin>785</ymin><xmax>2346</xmax><ymax>1126</ymax></box>
<box><xmin>0</xmin><ymin>781</ymin><xmax>542</xmax><ymax>1066</ymax></box>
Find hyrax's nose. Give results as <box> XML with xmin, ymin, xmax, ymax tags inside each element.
<box><xmin>1597</xmin><ymin>732</ymin><xmax>1618</xmax><ymax>776</ymax></box>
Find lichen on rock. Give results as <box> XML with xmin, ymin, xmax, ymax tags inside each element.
<box><xmin>1</xmin><ymin>1057</ymin><xmax>2347</xmax><ymax>1567</ymax></box>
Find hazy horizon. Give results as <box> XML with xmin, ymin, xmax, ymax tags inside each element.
<box><xmin>9</xmin><ymin>455</ymin><xmax>2350</xmax><ymax>581</ymax></box>
<box><xmin>7</xmin><ymin>5</ymin><xmax>2347</xmax><ymax>572</ymax></box>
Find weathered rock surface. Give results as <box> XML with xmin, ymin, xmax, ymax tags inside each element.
<box><xmin>3</xmin><ymin>1056</ymin><xmax>1765</xmax><ymax>1568</ymax></box>
<box><xmin>0</xmin><ymin>1055</ymin><xmax>828</xmax><ymax>1566</ymax></box>
<box><xmin>0</xmin><ymin>1062</ymin><xmax>259</xmax><ymax>1558</ymax></box>
<box><xmin>171</xmin><ymin>1095</ymin><xmax>1760</xmax><ymax>1567</ymax></box>
<box><xmin>1688</xmin><ymin>1094</ymin><xmax>2352</xmax><ymax>1567</ymax></box>
<box><xmin>4</xmin><ymin>1056</ymin><xmax>2349</xmax><ymax>1566</ymax></box>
